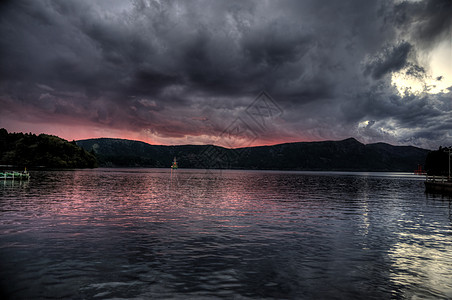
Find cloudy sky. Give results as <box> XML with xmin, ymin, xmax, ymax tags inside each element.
<box><xmin>0</xmin><ymin>0</ymin><xmax>451</xmax><ymax>149</ymax></box>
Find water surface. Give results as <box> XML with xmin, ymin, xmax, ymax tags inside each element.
<box><xmin>1</xmin><ymin>169</ymin><xmax>451</xmax><ymax>299</ymax></box>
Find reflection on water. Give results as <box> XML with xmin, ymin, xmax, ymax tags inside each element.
<box><xmin>0</xmin><ymin>169</ymin><xmax>451</xmax><ymax>299</ymax></box>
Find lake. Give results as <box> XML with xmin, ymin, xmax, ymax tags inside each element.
<box><xmin>1</xmin><ymin>169</ymin><xmax>451</xmax><ymax>299</ymax></box>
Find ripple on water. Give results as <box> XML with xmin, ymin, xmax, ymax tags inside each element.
<box><xmin>0</xmin><ymin>169</ymin><xmax>451</xmax><ymax>299</ymax></box>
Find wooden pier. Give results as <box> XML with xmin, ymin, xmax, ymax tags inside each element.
<box><xmin>425</xmin><ymin>176</ymin><xmax>452</xmax><ymax>193</ymax></box>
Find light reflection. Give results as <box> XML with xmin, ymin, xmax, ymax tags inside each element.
<box><xmin>2</xmin><ymin>169</ymin><xmax>452</xmax><ymax>299</ymax></box>
<box><xmin>389</xmin><ymin>225</ymin><xmax>452</xmax><ymax>298</ymax></box>
<box><xmin>1</xmin><ymin>179</ymin><xmax>29</xmax><ymax>188</ymax></box>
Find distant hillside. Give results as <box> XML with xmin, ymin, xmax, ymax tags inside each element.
<box><xmin>0</xmin><ymin>128</ymin><xmax>97</xmax><ymax>168</ymax></box>
<box><xmin>77</xmin><ymin>137</ymin><xmax>429</xmax><ymax>172</ymax></box>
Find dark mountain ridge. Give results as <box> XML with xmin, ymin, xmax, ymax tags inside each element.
<box><xmin>77</xmin><ymin>137</ymin><xmax>429</xmax><ymax>172</ymax></box>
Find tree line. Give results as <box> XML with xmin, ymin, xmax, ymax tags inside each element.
<box><xmin>424</xmin><ymin>146</ymin><xmax>452</xmax><ymax>176</ymax></box>
<box><xmin>0</xmin><ymin>128</ymin><xmax>97</xmax><ymax>168</ymax></box>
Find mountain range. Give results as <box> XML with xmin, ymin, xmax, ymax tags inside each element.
<box><xmin>77</xmin><ymin>137</ymin><xmax>429</xmax><ymax>172</ymax></box>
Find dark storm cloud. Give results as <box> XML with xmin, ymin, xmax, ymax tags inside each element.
<box><xmin>392</xmin><ymin>0</ymin><xmax>452</xmax><ymax>47</ymax></box>
<box><xmin>0</xmin><ymin>0</ymin><xmax>451</xmax><ymax>148</ymax></box>
<box><xmin>364</xmin><ymin>41</ymin><xmax>412</xmax><ymax>79</ymax></box>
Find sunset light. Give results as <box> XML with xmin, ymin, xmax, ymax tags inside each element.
<box><xmin>0</xmin><ymin>0</ymin><xmax>450</xmax><ymax>149</ymax></box>
<box><xmin>1</xmin><ymin>1</ymin><xmax>452</xmax><ymax>299</ymax></box>
<box><xmin>391</xmin><ymin>40</ymin><xmax>452</xmax><ymax>97</ymax></box>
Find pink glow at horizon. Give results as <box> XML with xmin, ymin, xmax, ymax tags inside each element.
<box><xmin>0</xmin><ymin>119</ymin><xmax>316</xmax><ymax>148</ymax></box>
<box><xmin>0</xmin><ymin>121</ymin><xmax>152</xmax><ymax>144</ymax></box>
<box><xmin>1</xmin><ymin>1</ymin><xmax>450</xmax><ymax>150</ymax></box>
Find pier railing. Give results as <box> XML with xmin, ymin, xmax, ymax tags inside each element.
<box><xmin>425</xmin><ymin>175</ymin><xmax>449</xmax><ymax>182</ymax></box>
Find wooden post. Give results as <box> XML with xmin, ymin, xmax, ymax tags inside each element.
<box><xmin>449</xmin><ymin>148</ymin><xmax>451</xmax><ymax>181</ymax></box>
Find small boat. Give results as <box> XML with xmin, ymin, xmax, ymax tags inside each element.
<box><xmin>0</xmin><ymin>169</ymin><xmax>30</xmax><ymax>180</ymax></box>
<box><xmin>171</xmin><ymin>157</ymin><xmax>178</xmax><ymax>169</ymax></box>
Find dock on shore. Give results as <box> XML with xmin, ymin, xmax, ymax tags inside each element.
<box><xmin>425</xmin><ymin>176</ymin><xmax>452</xmax><ymax>193</ymax></box>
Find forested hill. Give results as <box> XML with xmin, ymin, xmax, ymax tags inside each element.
<box><xmin>0</xmin><ymin>129</ymin><xmax>97</xmax><ymax>168</ymax></box>
<box><xmin>424</xmin><ymin>147</ymin><xmax>452</xmax><ymax>176</ymax></box>
<box><xmin>77</xmin><ymin>137</ymin><xmax>429</xmax><ymax>172</ymax></box>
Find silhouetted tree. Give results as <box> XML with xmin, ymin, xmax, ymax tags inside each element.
<box><xmin>0</xmin><ymin>128</ymin><xmax>98</xmax><ymax>168</ymax></box>
<box><xmin>425</xmin><ymin>147</ymin><xmax>451</xmax><ymax>176</ymax></box>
